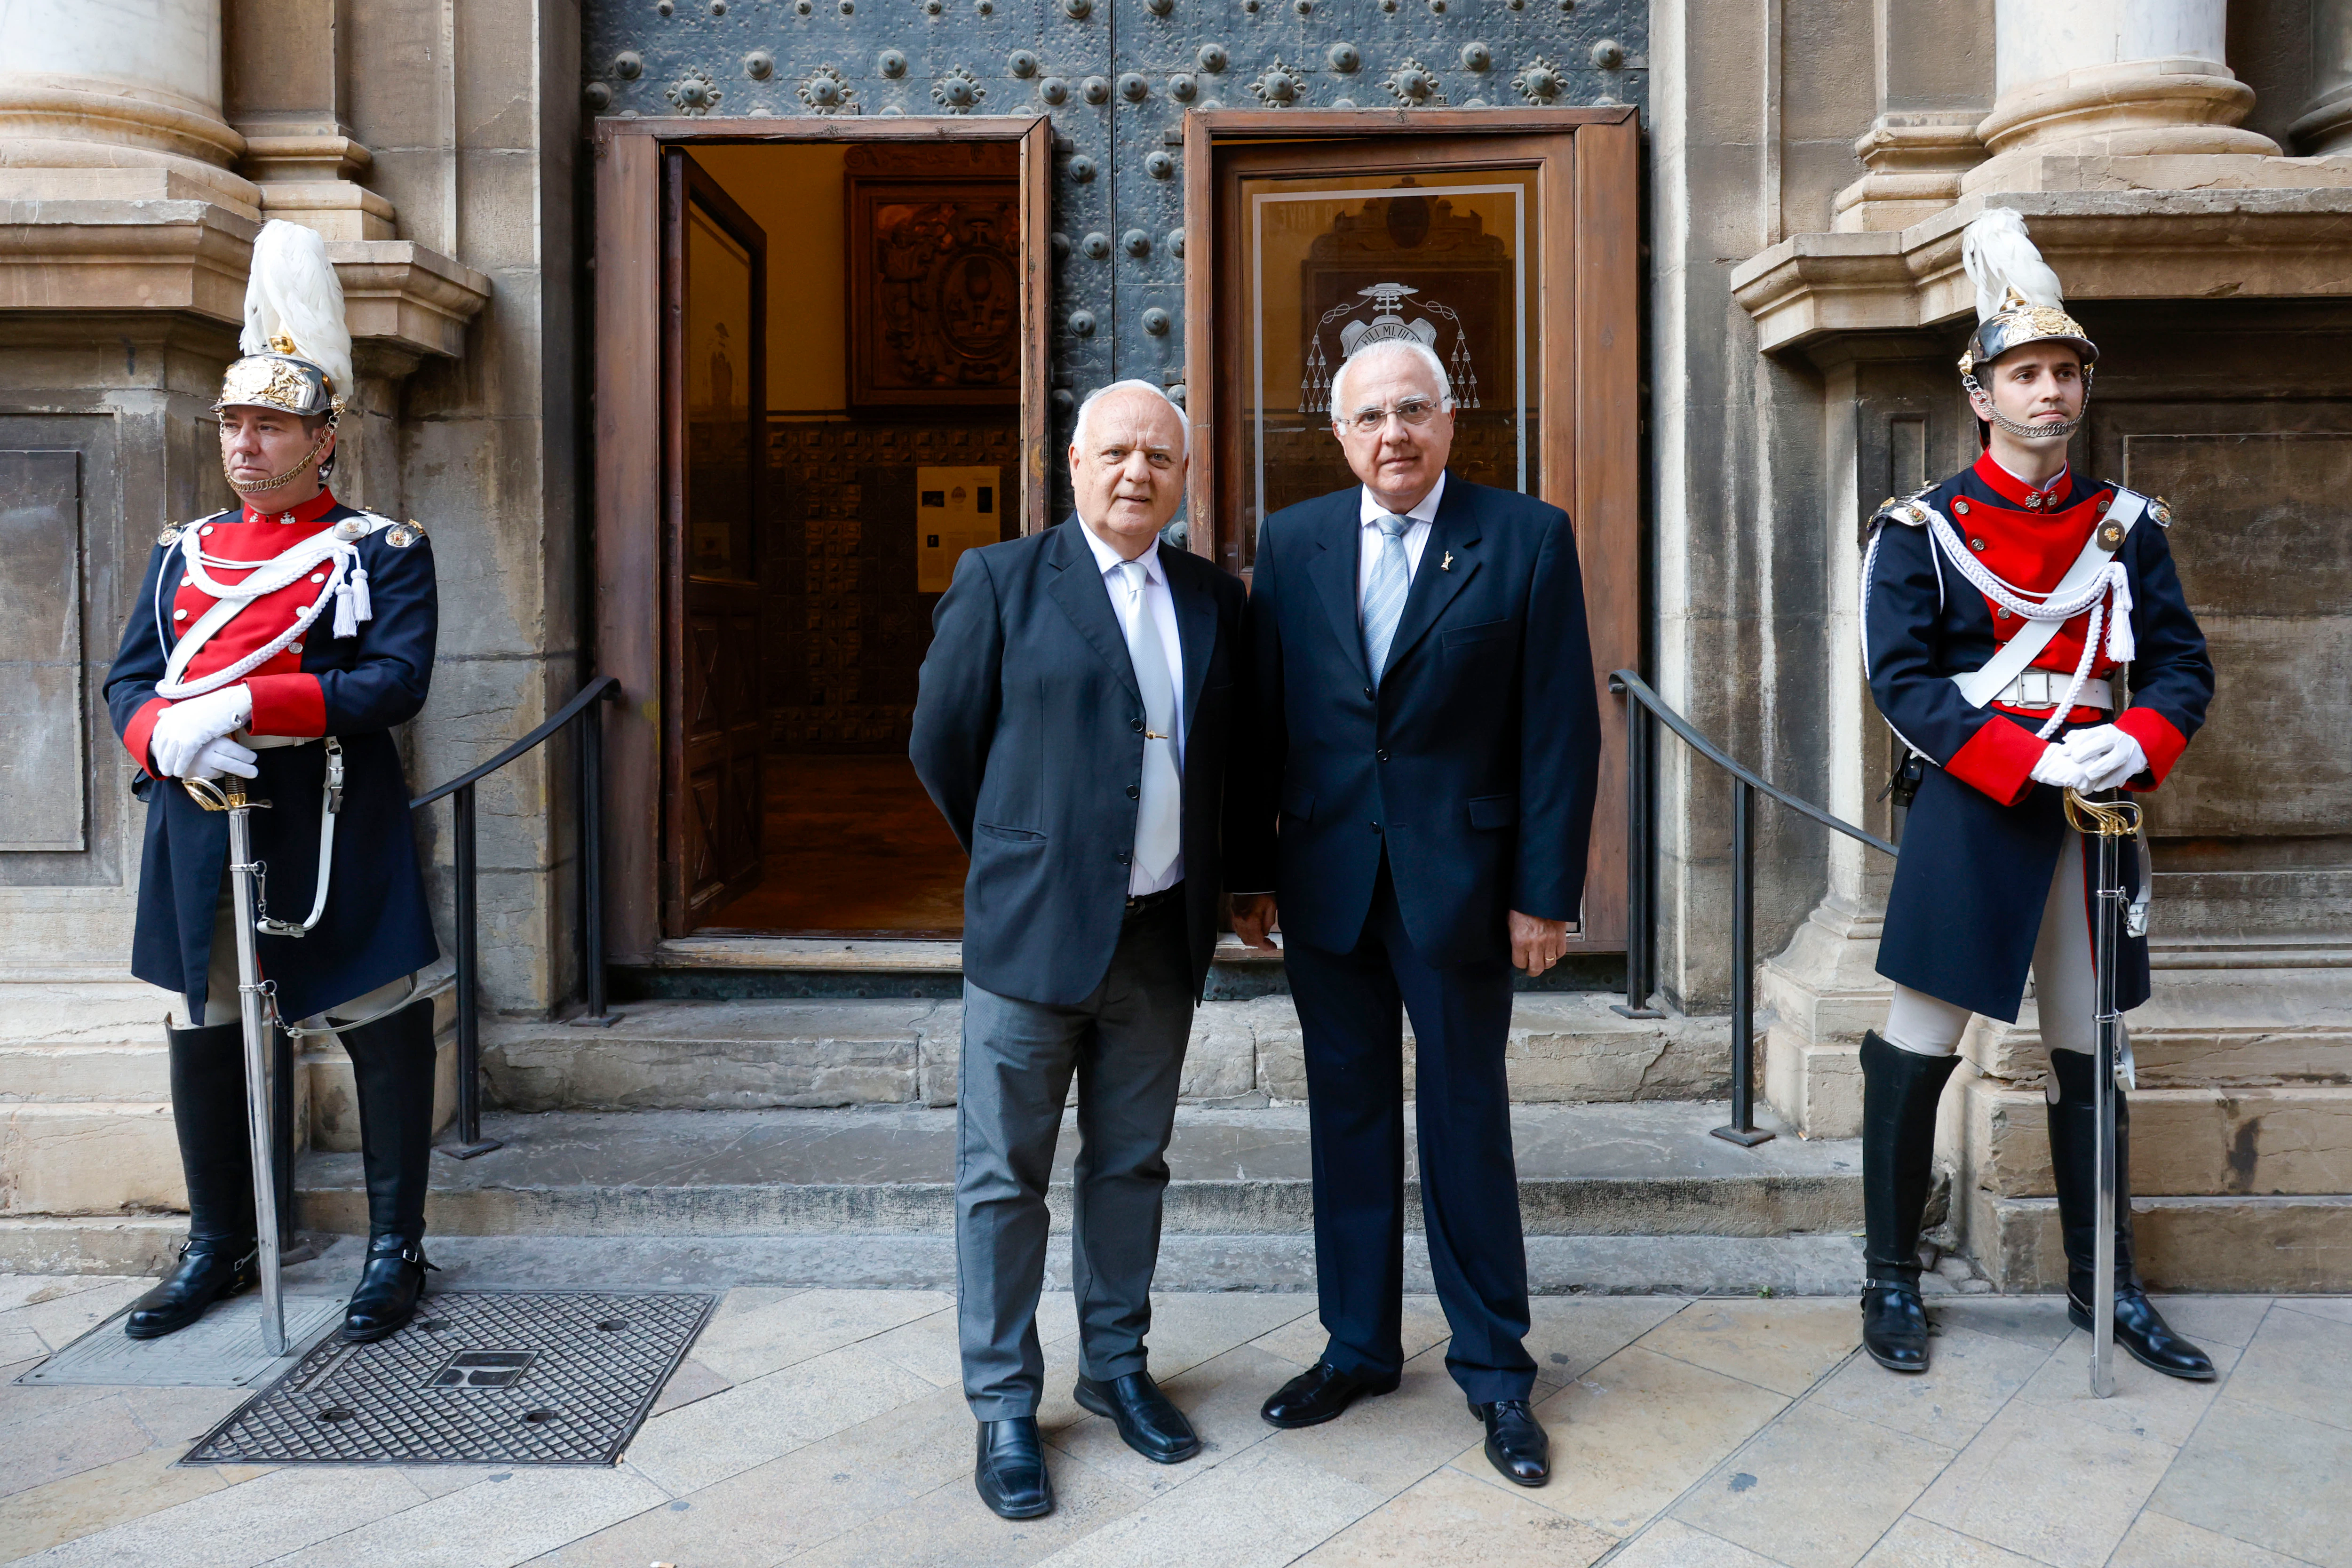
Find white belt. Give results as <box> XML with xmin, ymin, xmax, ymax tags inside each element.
<box><xmin>1984</xmin><ymin>670</ymin><xmax>2113</xmax><ymax>711</ymax></box>
<box><xmin>240</xmin><ymin>732</ymin><xmax>315</xmax><ymax>751</ymax></box>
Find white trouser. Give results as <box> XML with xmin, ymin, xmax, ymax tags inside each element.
<box><xmin>1880</xmin><ymin>832</ymin><xmax>2114</xmax><ymax>1099</ymax></box>
<box><xmin>200</xmin><ymin>880</ymin><xmax>410</xmax><ymax>1029</ymax></box>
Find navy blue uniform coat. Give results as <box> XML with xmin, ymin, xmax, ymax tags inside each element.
<box><xmin>910</xmin><ymin>519</ymin><xmax>1253</xmax><ymax>1007</ymax></box>
<box><xmin>1866</xmin><ymin>466</ymin><xmax>2213</xmax><ymax>1021</ymax></box>
<box><xmin>1231</xmin><ymin>474</ymin><xmax>1602</xmax><ymax>960</ymax></box>
<box><xmin>104</xmin><ymin>504</ymin><xmax>439</xmax><ymax>1022</ymax></box>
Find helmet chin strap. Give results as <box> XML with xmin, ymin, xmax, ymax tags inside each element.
<box><xmin>222</xmin><ymin>417</ymin><xmax>337</xmax><ymax>497</ymax></box>
<box><xmin>1964</xmin><ymin>375</ymin><xmax>2085</xmax><ymax>443</ymax></box>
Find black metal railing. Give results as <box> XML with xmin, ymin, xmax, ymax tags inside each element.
<box><xmin>411</xmin><ymin>675</ymin><xmax>622</xmax><ymax>1159</ymax></box>
<box><xmin>1609</xmin><ymin>670</ymin><xmax>1897</xmax><ymax>1149</ymax></box>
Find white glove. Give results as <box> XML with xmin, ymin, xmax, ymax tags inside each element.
<box><xmin>184</xmin><ymin>736</ymin><xmax>258</xmax><ymax>781</ymax></box>
<box><xmin>2060</xmin><ymin>724</ymin><xmax>2149</xmax><ymax>792</ymax></box>
<box><xmin>2029</xmin><ymin>744</ymin><xmax>2092</xmax><ymax>792</ymax></box>
<box><xmin>148</xmin><ymin>685</ymin><xmax>253</xmax><ymax>779</ymax></box>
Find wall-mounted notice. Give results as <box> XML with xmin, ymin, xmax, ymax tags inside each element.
<box><xmin>915</xmin><ymin>465</ymin><xmax>1002</xmax><ymax>593</ymax></box>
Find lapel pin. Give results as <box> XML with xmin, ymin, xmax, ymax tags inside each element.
<box><xmin>1441</xmin><ymin>550</ymin><xmax>1454</xmax><ymax>571</ymax></box>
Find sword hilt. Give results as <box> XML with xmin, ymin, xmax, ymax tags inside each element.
<box><xmin>2062</xmin><ymin>788</ymin><xmax>2140</xmax><ymax>838</ymax></box>
<box><xmin>181</xmin><ymin>777</ymin><xmax>271</xmax><ymax>812</ymax></box>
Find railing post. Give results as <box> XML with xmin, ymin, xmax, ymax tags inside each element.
<box><xmin>570</xmin><ymin>685</ymin><xmax>621</xmax><ymax>1028</ymax></box>
<box><xmin>1613</xmin><ymin>690</ymin><xmax>1664</xmax><ymax>1019</ymax></box>
<box><xmin>439</xmin><ymin>780</ymin><xmax>503</xmax><ymax>1159</ymax></box>
<box><xmin>1713</xmin><ymin>778</ymin><xmax>1773</xmax><ymax>1147</ymax></box>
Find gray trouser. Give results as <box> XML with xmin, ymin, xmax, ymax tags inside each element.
<box><xmin>956</xmin><ymin>895</ymin><xmax>1193</xmax><ymax>1420</ymax></box>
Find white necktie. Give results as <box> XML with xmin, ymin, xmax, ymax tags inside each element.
<box><xmin>1362</xmin><ymin>513</ymin><xmax>1413</xmax><ymax>685</ymax></box>
<box><xmin>1120</xmin><ymin>560</ymin><xmax>1183</xmax><ymax>885</ymax></box>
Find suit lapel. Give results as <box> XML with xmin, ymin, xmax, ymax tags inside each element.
<box><xmin>1308</xmin><ymin>492</ymin><xmax>1371</xmax><ymax>683</ymax></box>
<box><xmin>1380</xmin><ymin>473</ymin><xmax>1481</xmax><ymax>675</ymax></box>
<box><xmin>1044</xmin><ymin>519</ymin><xmax>1142</xmax><ymax>704</ymax></box>
<box><xmin>1168</xmin><ymin>556</ymin><xmax>1218</xmax><ymax>733</ymax></box>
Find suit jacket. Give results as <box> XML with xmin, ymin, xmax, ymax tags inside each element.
<box><xmin>104</xmin><ymin>499</ymin><xmax>439</xmax><ymax>1021</ymax></box>
<box><xmin>1233</xmin><ymin>474</ymin><xmax>1601</xmax><ymax>967</ymax></box>
<box><xmin>911</xmin><ymin>518</ymin><xmax>1254</xmax><ymax>1006</ymax></box>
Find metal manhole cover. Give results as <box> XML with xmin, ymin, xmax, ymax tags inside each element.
<box><xmin>182</xmin><ymin>1289</ymin><xmax>715</xmax><ymax>1466</ymax></box>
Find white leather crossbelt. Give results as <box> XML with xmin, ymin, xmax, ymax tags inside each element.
<box><xmin>1983</xmin><ymin>670</ymin><xmax>2114</xmax><ymax>711</ymax></box>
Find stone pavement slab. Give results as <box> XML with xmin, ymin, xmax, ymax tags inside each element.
<box><xmin>3</xmin><ymin>1282</ymin><xmax>2350</xmax><ymax>1568</ymax></box>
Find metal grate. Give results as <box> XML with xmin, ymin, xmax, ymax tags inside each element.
<box><xmin>182</xmin><ymin>1289</ymin><xmax>715</xmax><ymax>1466</ymax></box>
<box><xmin>16</xmin><ymin>1294</ymin><xmax>349</xmax><ymax>1389</ymax></box>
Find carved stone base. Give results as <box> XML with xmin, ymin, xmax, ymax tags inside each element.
<box><xmin>1759</xmin><ymin>892</ymin><xmax>1894</xmax><ymax>1138</ymax></box>
<box><xmin>1832</xmin><ymin>112</ymin><xmax>1984</xmax><ymax>235</ymax></box>
<box><xmin>1965</xmin><ymin>59</ymin><xmax>2280</xmax><ymax>196</ymax></box>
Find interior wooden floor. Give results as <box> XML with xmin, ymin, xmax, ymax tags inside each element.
<box><xmin>701</xmin><ymin>752</ymin><xmax>966</xmax><ymax>936</ymax></box>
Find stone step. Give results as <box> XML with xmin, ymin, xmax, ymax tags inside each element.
<box><xmin>294</xmin><ymin>1101</ymin><xmax>1861</xmax><ymax>1243</ymax></box>
<box><xmin>0</xmin><ymin>1103</ymin><xmax>184</xmax><ymax>1218</ymax></box>
<box><xmin>0</xmin><ymin>1042</ymin><xmax>171</xmax><ymax>1102</ymax></box>
<box><xmin>480</xmin><ymin>993</ymin><xmax>1739</xmax><ymax>1113</ymax></box>
<box><xmin>269</xmin><ymin>1230</ymin><xmax>1873</xmax><ymax>1297</ymax></box>
<box><xmin>1967</xmin><ymin>1081</ymin><xmax>2352</xmax><ymax>1198</ymax></box>
<box><xmin>1976</xmin><ymin>1193</ymin><xmax>2352</xmax><ymax>1293</ymax></box>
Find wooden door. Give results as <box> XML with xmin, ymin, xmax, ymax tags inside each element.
<box><xmin>663</xmin><ymin>151</ymin><xmax>768</xmax><ymax>931</ymax></box>
<box><xmin>1185</xmin><ymin>111</ymin><xmax>1639</xmax><ymax>953</ymax></box>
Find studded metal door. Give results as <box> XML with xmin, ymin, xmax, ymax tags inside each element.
<box><xmin>583</xmin><ymin>0</ymin><xmax>1647</xmax><ymax>526</ymax></box>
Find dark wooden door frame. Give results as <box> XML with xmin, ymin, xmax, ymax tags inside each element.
<box><xmin>1181</xmin><ymin>107</ymin><xmax>1640</xmax><ymax>954</ymax></box>
<box><xmin>592</xmin><ymin>114</ymin><xmax>1054</xmax><ymax>964</ymax></box>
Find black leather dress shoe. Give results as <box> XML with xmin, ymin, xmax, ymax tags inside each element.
<box><xmin>340</xmin><ymin>1236</ymin><xmax>436</xmax><ymax>1343</ymax></box>
<box><xmin>1471</xmin><ymin>1398</ymin><xmax>1550</xmax><ymax>1487</ymax></box>
<box><xmin>2069</xmin><ymin>1285</ymin><xmax>2217</xmax><ymax>1381</ymax></box>
<box><xmin>1075</xmin><ymin>1371</ymin><xmax>1200</xmax><ymax>1463</ymax></box>
<box><xmin>1861</xmin><ymin>1283</ymin><xmax>1932</xmax><ymax>1373</ymax></box>
<box><xmin>124</xmin><ymin>1239</ymin><xmax>259</xmax><ymax>1340</ymax></box>
<box><xmin>974</xmin><ymin>1417</ymin><xmax>1054</xmax><ymax>1520</ymax></box>
<box><xmin>1260</xmin><ymin>1361</ymin><xmax>1399</xmax><ymax>1429</ymax></box>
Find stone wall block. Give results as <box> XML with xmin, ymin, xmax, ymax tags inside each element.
<box><xmin>0</xmin><ymin>1103</ymin><xmax>182</xmax><ymax>1215</ymax></box>
<box><xmin>1971</xmin><ymin>1078</ymin><xmax>2352</xmax><ymax>1199</ymax></box>
<box><xmin>0</xmin><ymin>1044</ymin><xmax>171</xmax><ymax>1102</ymax></box>
<box><xmin>456</xmin><ymin>0</ymin><xmax>543</xmax><ymax>151</ymax></box>
<box><xmin>918</xmin><ymin>1002</ymin><xmax>961</xmax><ymax>1107</ymax></box>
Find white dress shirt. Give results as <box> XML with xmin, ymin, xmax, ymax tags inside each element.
<box><xmin>1357</xmin><ymin>470</ymin><xmax>1445</xmax><ymax>602</ymax></box>
<box><xmin>1081</xmin><ymin>521</ymin><xmax>1186</xmax><ymax>895</ymax></box>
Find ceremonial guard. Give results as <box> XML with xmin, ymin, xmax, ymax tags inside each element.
<box><xmin>1858</xmin><ymin>209</ymin><xmax>2216</xmax><ymax>1379</ymax></box>
<box><xmin>103</xmin><ymin>221</ymin><xmax>443</xmax><ymax>1345</ymax></box>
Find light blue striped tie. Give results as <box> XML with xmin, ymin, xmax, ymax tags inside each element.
<box><xmin>1362</xmin><ymin>513</ymin><xmax>1413</xmax><ymax>687</ymax></box>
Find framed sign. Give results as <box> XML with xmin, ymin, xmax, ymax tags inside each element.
<box><xmin>846</xmin><ymin>143</ymin><xmax>1020</xmax><ymax>406</ymax></box>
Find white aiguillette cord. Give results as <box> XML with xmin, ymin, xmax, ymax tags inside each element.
<box><xmin>156</xmin><ymin>521</ymin><xmax>377</xmax><ymax>699</ymax></box>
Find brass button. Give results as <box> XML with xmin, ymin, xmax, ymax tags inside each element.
<box><xmin>1971</xmin><ymin>538</ymin><xmax>1986</xmax><ymax>551</ymax></box>
<box><xmin>1953</xmin><ymin>498</ymin><xmax>1971</xmax><ymax>515</ymax></box>
<box><xmin>1996</xmin><ymin>607</ymin><xmax>2010</xmax><ymax>619</ymax></box>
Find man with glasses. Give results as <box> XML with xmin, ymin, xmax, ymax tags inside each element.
<box><xmin>1230</xmin><ymin>338</ymin><xmax>1602</xmax><ymax>1488</ymax></box>
<box><xmin>913</xmin><ymin>380</ymin><xmax>1255</xmax><ymax>1520</ymax></box>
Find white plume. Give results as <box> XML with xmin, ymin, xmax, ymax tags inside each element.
<box><xmin>1961</xmin><ymin>207</ymin><xmax>2065</xmax><ymax>323</ymax></box>
<box><xmin>240</xmin><ymin>220</ymin><xmax>352</xmax><ymax>399</ymax></box>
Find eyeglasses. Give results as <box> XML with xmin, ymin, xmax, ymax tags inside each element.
<box><xmin>1342</xmin><ymin>399</ymin><xmax>1440</xmax><ymax>434</ymax></box>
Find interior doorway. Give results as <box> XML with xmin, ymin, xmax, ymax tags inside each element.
<box><xmin>593</xmin><ymin>118</ymin><xmax>1052</xmax><ymax>962</ymax></box>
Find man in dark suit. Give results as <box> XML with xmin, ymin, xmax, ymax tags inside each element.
<box><xmin>1230</xmin><ymin>338</ymin><xmax>1601</xmax><ymax>1488</ymax></box>
<box><xmin>912</xmin><ymin>380</ymin><xmax>1253</xmax><ymax>1521</ymax></box>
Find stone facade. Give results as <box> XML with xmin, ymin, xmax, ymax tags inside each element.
<box><xmin>2</xmin><ymin>0</ymin><xmax>2344</xmax><ymax>1292</ymax></box>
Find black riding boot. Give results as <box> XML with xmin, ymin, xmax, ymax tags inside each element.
<box><xmin>2046</xmin><ymin>1050</ymin><xmax>2215</xmax><ymax>1380</ymax></box>
<box><xmin>335</xmin><ymin>997</ymin><xmax>440</xmax><ymax>1342</ymax></box>
<box><xmin>1859</xmin><ymin>1030</ymin><xmax>1961</xmax><ymax>1372</ymax></box>
<box><xmin>126</xmin><ymin>1021</ymin><xmax>261</xmax><ymax>1338</ymax></box>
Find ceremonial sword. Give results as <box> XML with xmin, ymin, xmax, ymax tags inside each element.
<box><xmin>182</xmin><ymin>775</ymin><xmax>288</xmax><ymax>1358</ymax></box>
<box><xmin>2063</xmin><ymin>786</ymin><xmax>2140</xmax><ymax>1400</ymax></box>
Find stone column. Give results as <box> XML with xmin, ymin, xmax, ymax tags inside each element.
<box><xmin>223</xmin><ymin>0</ymin><xmax>397</xmax><ymax>240</ymax></box>
<box><xmin>2293</xmin><ymin>0</ymin><xmax>2352</xmax><ymax>155</ymax></box>
<box><xmin>0</xmin><ymin>0</ymin><xmax>259</xmax><ymax>213</ymax></box>
<box><xmin>1833</xmin><ymin>0</ymin><xmax>1994</xmax><ymax>233</ymax></box>
<box><xmin>1964</xmin><ymin>0</ymin><xmax>2278</xmax><ymax>192</ymax></box>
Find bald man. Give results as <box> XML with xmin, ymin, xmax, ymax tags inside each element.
<box><xmin>912</xmin><ymin>381</ymin><xmax>1256</xmax><ymax>1520</ymax></box>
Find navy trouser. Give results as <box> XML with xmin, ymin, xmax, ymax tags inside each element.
<box><xmin>1283</xmin><ymin>859</ymin><xmax>1537</xmax><ymax>1402</ymax></box>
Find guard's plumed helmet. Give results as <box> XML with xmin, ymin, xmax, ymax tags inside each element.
<box><xmin>1956</xmin><ymin>207</ymin><xmax>2097</xmax><ymax>382</ymax></box>
<box><xmin>215</xmin><ymin>220</ymin><xmax>352</xmax><ymax>422</ymax></box>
